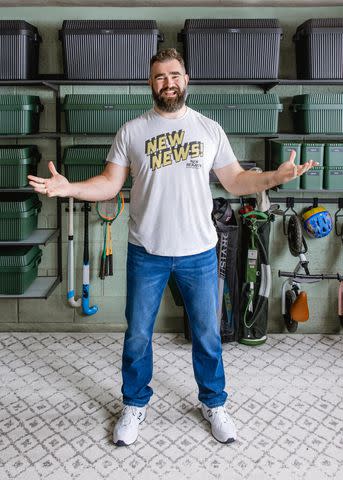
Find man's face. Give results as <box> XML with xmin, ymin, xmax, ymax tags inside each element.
<box><xmin>149</xmin><ymin>59</ymin><xmax>189</xmax><ymax>113</ymax></box>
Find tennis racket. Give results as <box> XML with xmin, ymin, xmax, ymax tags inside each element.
<box><xmin>96</xmin><ymin>192</ymin><xmax>124</xmax><ymax>279</ymax></box>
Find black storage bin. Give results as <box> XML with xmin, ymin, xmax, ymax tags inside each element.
<box><xmin>0</xmin><ymin>21</ymin><xmax>41</xmax><ymax>79</ymax></box>
<box><xmin>59</xmin><ymin>20</ymin><xmax>164</xmax><ymax>80</ymax></box>
<box><xmin>178</xmin><ymin>18</ymin><xmax>282</xmax><ymax>79</ymax></box>
<box><xmin>294</xmin><ymin>18</ymin><xmax>343</xmax><ymax>79</ymax></box>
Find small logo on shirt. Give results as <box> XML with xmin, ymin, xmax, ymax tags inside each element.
<box><xmin>186</xmin><ymin>159</ymin><xmax>202</xmax><ymax>169</ymax></box>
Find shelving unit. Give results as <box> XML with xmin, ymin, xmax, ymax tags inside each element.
<box><xmin>0</xmin><ymin>80</ymin><xmax>62</xmax><ymax>299</ymax></box>
<box><xmin>1</xmin><ymin>77</ymin><xmax>342</xmax><ymax>300</ymax></box>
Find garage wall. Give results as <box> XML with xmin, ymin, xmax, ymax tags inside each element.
<box><xmin>0</xmin><ymin>5</ymin><xmax>342</xmax><ymax>333</ymax></box>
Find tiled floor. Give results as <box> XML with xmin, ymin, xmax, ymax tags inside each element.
<box><xmin>0</xmin><ymin>333</ymin><xmax>342</xmax><ymax>480</ymax></box>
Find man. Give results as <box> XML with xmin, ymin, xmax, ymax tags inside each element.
<box><xmin>28</xmin><ymin>49</ymin><xmax>315</xmax><ymax>447</ymax></box>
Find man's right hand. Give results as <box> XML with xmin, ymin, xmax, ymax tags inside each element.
<box><xmin>28</xmin><ymin>161</ymin><xmax>71</xmax><ymax>198</ymax></box>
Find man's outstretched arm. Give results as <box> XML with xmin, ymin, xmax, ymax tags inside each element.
<box><xmin>28</xmin><ymin>161</ymin><xmax>129</xmax><ymax>201</ymax></box>
<box><xmin>214</xmin><ymin>150</ymin><xmax>317</xmax><ymax>196</ymax></box>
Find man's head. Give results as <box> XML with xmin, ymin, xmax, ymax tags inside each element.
<box><xmin>149</xmin><ymin>48</ymin><xmax>189</xmax><ymax>113</ymax></box>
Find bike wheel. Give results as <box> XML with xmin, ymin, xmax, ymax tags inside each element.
<box><xmin>284</xmin><ymin>289</ymin><xmax>298</xmax><ymax>333</ymax></box>
<box><xmin>288</xmin><ymin>214</ymin><xmax>303</xmax><ymax>257</ymax></box>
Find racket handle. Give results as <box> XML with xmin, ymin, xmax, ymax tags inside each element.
<box><xmin>105</xmin><ymin>255</ymin><xmax>109</xmax><ymax>277</ymax></box>
<box><xmin>99</xmin><ymin>257</ymin><xmax>106</xmax><ymax>280</ymax></box>
<box><xmin>109</xmin><ymin>254</ymin><xmax>113</xmax><ymax>276</ymax></box>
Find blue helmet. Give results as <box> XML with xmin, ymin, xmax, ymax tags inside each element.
<box><xmin>302</xmin><ymin>206</ymin><xmax>333</xmax><ymax>239</ymax></box>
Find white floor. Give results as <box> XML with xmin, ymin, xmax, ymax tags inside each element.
<box><xmin>0</xmin><ymin>333</ymin><xmax>342</xmax><ymax>480</ymax></box>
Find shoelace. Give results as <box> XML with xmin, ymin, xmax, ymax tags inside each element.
<box><xmin>121</xmin><ymin>406</ymin><xmax>143</xmax><ymax>426</ymax></box>
<box><xmin>207</xmin><ymin>407</ymin><xmax>232</xmax><ymax>424</ymax></box>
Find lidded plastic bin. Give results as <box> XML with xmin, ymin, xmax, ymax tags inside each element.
<box><xmin>178</xmin><ymin>18</ymin><xmax>282</xmax><ymax>79</ymax></box>
<box><xmin>294</xmin><ymin>18</ymin><xmax>343</xmax><ymax>79</ymax></box>
<box><xmin>0</xmin><ymin>95</ymin><xmax>43</xmax><ymax>134</ymax></box>
<box><xmin>0</xmin><ymin>145</ymin><xmax>40</xmax><ymax>188</ymax></box>
<box><xmin>187</xmin><ymin>93</ymin><xmax>282</xmax><ymax>134</ymax></box>
<box><xmin>324</xmin><ymin>143</ymin><xmax>343</xmax><ymax>190</ymax></box>
<box><xmin>270</xmin><ymin>140</ymin><xmax>301</xmax><ymax>190</ymax></box>
<box><xmin>0</xmin><ymin>246</ymin><xmax>42</xmax><ymax>294</ymax></box>
<box><xmin>59</xmin><ymin>20</ymin><xmax>164</xmax><ymax>80</ymax></box>
<box><xmin>62</xmin><ymin>94</ymin><xmax>152</xmax><ymax>134</ymax></box>
<box><xmin>62</xmin><ymin>145</ymin><xmax>132</xmax><ymax>187</ymax></box>
<box><xmin>290</xmin><ymin>94</ymin><xmax>343</xmax><ymax>134</ymax></box>
<box><xmin>0</xmin><ymin>20</ymin><xmax>41</xmax><ymax>79</ymax></box>
<box><xmin>300</xmin><ymin>143</ymin><xmax>324</xmax><ymax>190</ymax></box>
<box><xmin>0</xmin><ymin>193</ymin><xmax>42</xmax><ymax>241</ymax></box>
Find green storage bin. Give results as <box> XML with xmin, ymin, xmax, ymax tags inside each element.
<box><xmin>324</xmin><ymin>143</ymin><xmax>343</xmax><ymax>190</ymax></box>
<box><xmin>62</xmin><ymin>145</ymin><xmax>132</xmax><ymax>187</ymax></box>
<box><xmin>186</xmin><ymin>93</ymin><xmax>283</xmax><ymax>134</ymax></box>
<box><xmin>62</xmin><ymin>94</ymin><xmax>152</xmax><ymax>134</ymax></box>
<box><xmin>0</xmin><ymin>95</ymin><xmax>43</xmax><ymax>134</ymax></box>
<box><xmin>300</xmin><ymin>143</ymin><xmax>324</xmax><ymax>190</ymax></box>
<box><xmin>0</xmin><ymin>145</ymin><xmax>40</xmax><ymax>187</ymax></box>
<box><xmin>0</xmin><ymin>193</ymin><xmax>42</xmax><ymax>240</ymax></box>
<box><xmin>291</xmin><ymin>94</ymin><xmax>343</xmax><ymax>134</ymax></box>
<box><xmin>0</xmin><ymin>245</ymin><xmax>42</xmax><ymax>294</ymax></box>
<box><xmin>270</xmin><ymin>140</ymin><xmax>301</xmax><ymax>190</ymax></box>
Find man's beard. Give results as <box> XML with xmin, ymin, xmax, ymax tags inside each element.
<box><xmin>152</xmin><ymin>86</ymin><xmax>187</xmax><ymax>113</ymax></box>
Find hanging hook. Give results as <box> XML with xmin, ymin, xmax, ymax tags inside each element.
<box><xmin>283</xmin><ymin>197</ymin><xmax>297</xmax><ymax>236</ymax></box>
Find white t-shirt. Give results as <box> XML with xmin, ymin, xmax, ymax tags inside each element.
<box><xmin>106</xmin><ymin>107</ymin><xmax>237</xmax><ymax>256</ymax></box>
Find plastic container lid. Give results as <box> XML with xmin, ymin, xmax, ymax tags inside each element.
<box><xmin>0</xmin><ymin>145</ymin><xmax>40</xmax><ymax>164</ymax></box>
<box><xmin>63</xmin><ymin>145</ymin><xmax>110</xmax><ymax>165</ymax></box>
<box><xmin>187</xmin><ymin>93</ymin><xmax>282</xmax><ymax>110</ymax></box>
<box><xmin>0</xmin><ymin>193</ymin><xmax>41</xmax><ymax>214</ymax></box>
<box><xmin>291</xmin><ymin>94</ymin><xmax>343</xmax><ymax>111</ymax></box>
<box><xmin>182</xmin><ymin>18</ymin><xmax>282</xmax><ymax>33</ymax></box>
<box><xmin>0</xmin><ymin>245</ymin><xmax>41</xmax><ymax>268</ymax></box>
<box><xmin>0</xmin><ymin>20</ymin><xmax>41</xmax><ymax>41</ymax></box>
<box><xmin>60</xmin><ymin>19</ymin><xmax>159</xmax><ymax>34</ymax></box>
<box><xmin>62</xmin><ymin>94</ymin><xmax>153</xmax><ymax>110</ymax></box>
<box><xmin>0</xmin><ymin>95</ymin><xmax>43</xmax><ymax>112</ymax></box>
<box><xmin>295</xmin><ymin>18</ymin><xmax>343</xmax><ymax>36</ymax></box>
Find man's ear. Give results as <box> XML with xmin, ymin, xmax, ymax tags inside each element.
<box><xmin>184</xmin><ymin>74</ymin><xmax>189</xmax><ymax>86</ymax></box>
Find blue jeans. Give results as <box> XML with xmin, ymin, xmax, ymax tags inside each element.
<box><xmin>122</xmin><ymin>242</ymin><xmax>228</xmax><ymax>408</ymax></box>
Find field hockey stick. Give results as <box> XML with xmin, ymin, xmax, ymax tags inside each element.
<box><xmin>82</xmin><ymin>202</ymin><xmax>98</xmax><ymax>316</ymax></box>
<box><xmin>67</xmin><ymin>197</ymin><xmax>81</xmax><ymax>307</ymax></box>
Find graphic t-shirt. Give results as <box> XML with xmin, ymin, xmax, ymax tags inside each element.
<box><xmin>106</xmin><ymin>107</ymin><xmax>237</xmax><ymax>256</ymax></box>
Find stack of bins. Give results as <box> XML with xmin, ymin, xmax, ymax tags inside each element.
<box><xmin>294</xmin><ymin>18</ymin><xmax>343</xmax><ymax>79</ymax></box>
<box><xmin>187</xmin><ymin>93</ymin><xmax>282</xmax><ymax>134</ymax></box>
<box><xmin>270</xmin><ymin>140</ymin><xmax>302</xmax><ymax>190</ymax></box>
<box><xmin>178</xmin><ymin>18</ymin><xmax>282</xmax><ymax>79</ymax></box>
<box><xmin>0</xmin><ymin>146</ymin><xmax>40</xmax><ymax>188</ymax></box>
<box><xmin>59</xmin><ymin>20</ymin><xmax>164</xmax><ymax>80</ymax></box>
<box><xmin>62</xmin><ymin>145</ymin><xmax>132</xmax><ymax>187</ymax></box>
<box><xmin>290</xmin><ymin>94</ymin><xmax>343</xmax><ymax>134</ymax></box>
<box><xmin>324</xmin><ymin>144</ymin><xmax>343</xmax><ymax>190</ymax></box>
<box><xmin>62</xmin><ymin>94</ymin><xmax>152</xmax><ymax>134</ymax></box>
<box><xmin>300</xmin><ymin>143</ymin><xmax>324</xmax><ymax>190</ymax></box>
<box><xmin>0</xmin><ymin>20</ymin><xmax>41</xmax><ymax>79</ymax></box>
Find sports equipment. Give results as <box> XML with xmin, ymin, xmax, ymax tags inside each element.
<box><xmin>82</xmin><ymin>202</ymin><xmax>98</xmax><ymax>316</ymax></box>
<box><xmin>67</xmin><ymin>197</ymin><xmax>81</xmax><ymax>308</ymax></box>
<box><xmin>96</xmin><ymin>193</ymin><xmax>124</xmax><ymax>279</ymax></box>
<box><xmin>302</xmin><ymin>206</ymin><xmax>333</xmax><ymax>239</ymax></box>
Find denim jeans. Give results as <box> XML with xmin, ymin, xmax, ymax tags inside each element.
<box><xmin>122</xmin><ymin>242</ymin><xmax>228</xmax><ymax>408</ymax></box>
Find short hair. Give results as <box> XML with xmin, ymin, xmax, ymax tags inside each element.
<box><xmin>150</xmin><ymin>48</ymin><xmax>186</xmax><ymax>75</ymax></box>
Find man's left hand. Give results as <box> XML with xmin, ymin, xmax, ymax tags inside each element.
<box><xmin>275</xmin><ymin>149</ymin><xmax>318</xmax><ymax>186</ymax></box>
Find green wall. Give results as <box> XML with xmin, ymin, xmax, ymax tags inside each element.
<box><xmin>1</xmin><ymin>6</ymin><xmax>342</xmax><ymax>333</ymax></box>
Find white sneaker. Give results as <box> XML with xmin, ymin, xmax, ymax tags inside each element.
<box><xmin>201</xmin><ymin>403</ymin><xmax>237</xmax><ymax>443</ymax></box>
<box><xmin>113</xmin><ymin>405</ymin><xmax>146</xmax><ymax>446</ymax></box>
